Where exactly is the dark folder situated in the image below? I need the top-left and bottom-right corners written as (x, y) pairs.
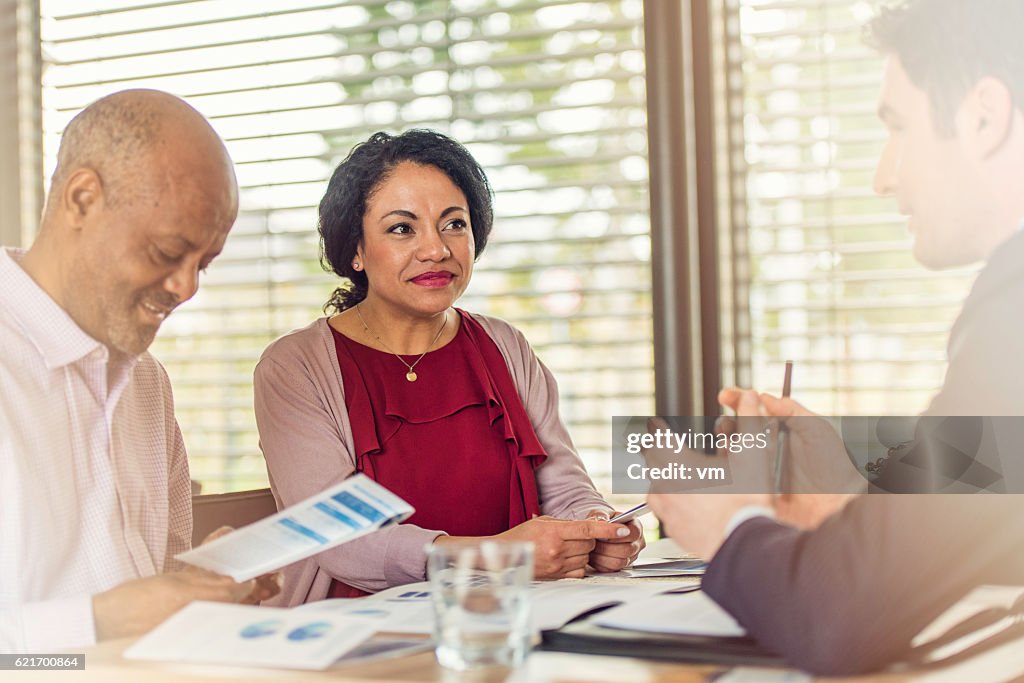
top-left (540, 589), bottom-right (1024, 673)
top-left (537, 605), bottom-right (783, 667)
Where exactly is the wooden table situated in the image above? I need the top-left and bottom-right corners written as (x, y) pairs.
top-left (12, 553), bottom-right (1021, 682)
top-left (13, 636), bottom-right (915, 683)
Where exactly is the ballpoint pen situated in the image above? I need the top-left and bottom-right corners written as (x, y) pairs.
top-left (773, 360), bottom-right (793, 495)
top-left (609, 502), bottom-right (649, 524)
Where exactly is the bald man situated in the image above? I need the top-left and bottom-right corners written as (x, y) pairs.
top-left (0, 90), bottom-right (274, 652)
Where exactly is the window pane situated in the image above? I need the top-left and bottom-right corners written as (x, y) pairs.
top-left (720, 0), bottom-right (975, 414)
top-left (39, 0), bottom-right (653, 494)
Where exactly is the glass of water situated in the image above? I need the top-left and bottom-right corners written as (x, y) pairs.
top-left (426, 540), bottom-right (534, 670)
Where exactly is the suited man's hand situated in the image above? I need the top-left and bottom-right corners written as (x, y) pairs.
top-left (643, 410), bottom-right (774, 496)
top-left (647, 492), bottom-right (770, 561)
top-left (720, 388), bottom-right (864, 528)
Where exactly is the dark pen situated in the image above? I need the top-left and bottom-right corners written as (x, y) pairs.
top-left (773, 361), bottom-right (793, 495)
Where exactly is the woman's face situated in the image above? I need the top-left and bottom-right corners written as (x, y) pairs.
top-left (357, 161), bottom-right (475, 319)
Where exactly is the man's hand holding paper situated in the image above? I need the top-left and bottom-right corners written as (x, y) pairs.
top-left (92, 525), bottom-right (284, 641)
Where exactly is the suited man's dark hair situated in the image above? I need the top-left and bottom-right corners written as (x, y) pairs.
top-left (867, 0), bottom-right (1024, 135)
top-left (318, 129), bottom-right (494, 313)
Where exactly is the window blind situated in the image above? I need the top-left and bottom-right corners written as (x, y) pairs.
top-left (39, 0), bottom-right (653, 493)
top-left (718, 0), bottom-right (976, 415)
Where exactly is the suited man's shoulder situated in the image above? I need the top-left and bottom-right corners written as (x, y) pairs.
top-left (930, 231), bottom-right (1024, 416)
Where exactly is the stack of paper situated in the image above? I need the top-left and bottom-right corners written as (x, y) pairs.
top-left (598, 558), bottom-right (707, 579)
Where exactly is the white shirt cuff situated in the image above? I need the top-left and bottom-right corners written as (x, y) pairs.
top-left (19, 595), bottom-right (96, 651)
top-left (724, 504), bottom-right (776, 539)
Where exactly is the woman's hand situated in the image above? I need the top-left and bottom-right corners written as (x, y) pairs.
top-left (585, 510), bottom-right (645, 572)
top-left (493, 516), bottom-right (631, 579)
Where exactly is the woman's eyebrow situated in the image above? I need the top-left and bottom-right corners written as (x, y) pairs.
top-left (379, 209), bottom-right (417, 221)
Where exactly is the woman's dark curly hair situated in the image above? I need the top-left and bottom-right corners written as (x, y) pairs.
top-left (319, 129), bottom-right (494, 313)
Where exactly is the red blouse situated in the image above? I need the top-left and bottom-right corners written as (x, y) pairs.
top-left (327, 309), bottom-right (547, 597)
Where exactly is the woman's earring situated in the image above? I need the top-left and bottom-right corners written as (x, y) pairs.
top-left (352, 260), bottom-right (362, 271)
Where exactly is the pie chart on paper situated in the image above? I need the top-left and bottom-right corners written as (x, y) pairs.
top-left (287, 622), bottom-right (333, 641)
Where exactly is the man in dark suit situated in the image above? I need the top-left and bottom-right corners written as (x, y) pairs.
top-left (648, 0), bottom-right (1024, 674)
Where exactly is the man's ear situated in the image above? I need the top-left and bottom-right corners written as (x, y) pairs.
top-left (960, 76), bottom-right (1014, 159)
top-left (59, 168), bottom-right (104, 229)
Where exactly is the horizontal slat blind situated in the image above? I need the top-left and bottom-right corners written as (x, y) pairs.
top-left (39, 0), bottom-right (653, 493)
top-left (727, 0), bottom-right (976, 414)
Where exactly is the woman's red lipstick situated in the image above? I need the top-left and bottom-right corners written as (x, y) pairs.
top-left (410, 271), bottom-right (454, 287)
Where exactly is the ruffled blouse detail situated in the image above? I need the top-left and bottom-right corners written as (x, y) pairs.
top-left (330, 309), bottom-right (547, 536)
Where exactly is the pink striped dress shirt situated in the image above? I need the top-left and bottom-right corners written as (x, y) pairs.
top-left (0, 247), bottom-right (192, 652)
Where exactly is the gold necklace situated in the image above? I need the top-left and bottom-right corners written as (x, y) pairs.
top-left (354, 304), bottom-right (447, 382)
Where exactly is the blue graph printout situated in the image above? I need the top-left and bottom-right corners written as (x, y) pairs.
top-left (176, 474), bottom-right (414, 581)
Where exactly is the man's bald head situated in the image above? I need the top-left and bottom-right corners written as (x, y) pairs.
top-left (47, 89), bottom-right (235, 216)
top-left (24, 89), bottom-right (239, 356)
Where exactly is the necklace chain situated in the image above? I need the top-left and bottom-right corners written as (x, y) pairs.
top-left (354, 304), bottom-right (447, 382)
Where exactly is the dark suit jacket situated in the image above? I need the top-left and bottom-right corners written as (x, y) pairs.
top-left (928, 228), bottom-right (1024, 417)
top-left (702, 230), bottom-right (1024, 675)
top-left (703, 497), bottom-right (1024, 675)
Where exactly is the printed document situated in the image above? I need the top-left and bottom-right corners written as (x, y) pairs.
top-left (124, 602), bottom-right (378, 670)
top-left (594, 590), bottom-right (746, 637)
top-left (302, 579), bottom-right (698, 634)
top-left (177, 474), bottom-right (413, 581)
top-left (597, 558), bottom-right (707, 578)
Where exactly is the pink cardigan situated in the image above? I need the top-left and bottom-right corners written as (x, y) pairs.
top-left (254, 313), bottom-right (612, 606)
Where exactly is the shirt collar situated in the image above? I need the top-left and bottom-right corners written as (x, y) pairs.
top-left (0, 246), bottom-right (111, 370)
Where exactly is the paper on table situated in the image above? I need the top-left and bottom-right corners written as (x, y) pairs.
top-left (912, 585), bottom-right (1024, 648)
top-left (124, 602), bottom-right (378, 670)
top-left (302, 580), bottom-right (700, 634)
top-left (596, 558), bottom-right (707, 579)
top-left (908, 585), bottom-right (1024, 683)
top-left (332, 637), bottom-right (433, 667)
top-left (298, 583), bottom-right (436, 634)
top-left (910, 584), bottom-right (1024, 668)
top-left (177, 474), bottom-right (413, 581)
top-left (530, 581), bottom-right (697, 630)
top-left (714, 668), bottom-right (811, 683)
top-left (594, 590), bottom-right (746, 637)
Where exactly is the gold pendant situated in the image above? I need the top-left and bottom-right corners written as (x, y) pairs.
top-left (406, 371), bottom-right (418, 382)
